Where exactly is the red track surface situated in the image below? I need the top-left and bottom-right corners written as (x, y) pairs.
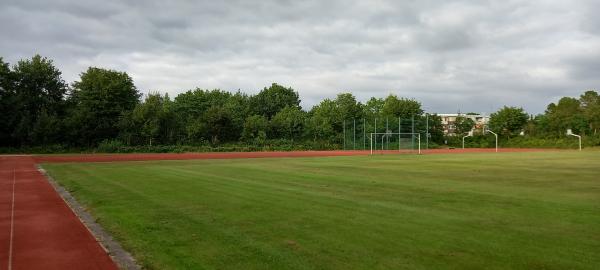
top-left (0, 156), bottom-right (118, 270)
top-left (1, 148), bottom-right (551, 269)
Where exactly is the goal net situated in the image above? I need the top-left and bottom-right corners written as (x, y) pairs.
top-left (369, 132), bottom-right (421, 155)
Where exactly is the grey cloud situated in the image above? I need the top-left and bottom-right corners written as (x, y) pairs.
top-left (566, 52), bottom-right (600, 81)
top-left (0, 0), bottom-right (598, 114)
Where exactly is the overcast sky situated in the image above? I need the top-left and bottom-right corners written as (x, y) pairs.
top-left (1, 0), bottom-right (599, 114)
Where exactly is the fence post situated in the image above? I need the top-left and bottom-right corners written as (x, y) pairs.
top-left (398, 117), bottom-right (401, 152)
top-left (370, 133), bottom-right (373, 155)
top-left (343, 119), bottom-right (346, 150)
top-left (374, 118), bottom-right (377, 151)
top-left (411, 115), bottom-right (415, 150)
top-left (363, 118), bottom-right (366, 150)
top-left (386, 117), bottom-right (389, 150)
top-left (426, 113), bottom-right (429, 149)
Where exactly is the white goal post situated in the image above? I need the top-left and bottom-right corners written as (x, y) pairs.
top-left (369, 132), bottom-right (421, 155)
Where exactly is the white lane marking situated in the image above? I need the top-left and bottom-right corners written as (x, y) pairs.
top-left (8, 169), bottom-right (16, 270)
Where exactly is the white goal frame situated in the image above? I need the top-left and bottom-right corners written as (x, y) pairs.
top-left (369, 132), bottom-right (421, 155)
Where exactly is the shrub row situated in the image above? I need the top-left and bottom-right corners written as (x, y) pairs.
top-left (3, 135), bottom-right (598, 154)
top-left (446, 135), bottom-right (600, 149)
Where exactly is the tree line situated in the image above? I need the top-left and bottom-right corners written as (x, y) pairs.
top-left (1, 55), bottom-right (598, 151)
top-left (481, 91), bottom-right (600, 138)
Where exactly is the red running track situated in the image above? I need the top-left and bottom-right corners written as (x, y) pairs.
top-left (0, 156), bottom-right (118, 270)
top-left (1, 148), bottom-right (551, 269)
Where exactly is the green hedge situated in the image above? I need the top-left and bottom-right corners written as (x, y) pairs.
top-left (447, 135), bottom-right (600, 149)
top-left (4, 135), bottom-right (598, 154)
top-left (0, 139), bottom-right (345, 154)
top-left (502, 136), bottom-right (600, 149)
top-left (0, 144), bottom-right (85, 154)
top-left (95, 139), bottom-right (342, 153)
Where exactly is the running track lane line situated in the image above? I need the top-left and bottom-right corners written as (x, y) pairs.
top-left (8, 169), bottom-right (15, 270)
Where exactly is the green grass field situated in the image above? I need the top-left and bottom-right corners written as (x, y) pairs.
top-left (42, 151), bottom-right (600, 270)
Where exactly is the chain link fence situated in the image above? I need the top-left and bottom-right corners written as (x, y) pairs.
top-left (341, 116), bottom-right (433, 150)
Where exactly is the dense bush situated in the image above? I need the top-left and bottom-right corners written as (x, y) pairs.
top-left (92, 139), bottom-right (341, 153)
top-left (446, 134), bottom-right (600, 149)
top-left (502, 135), bottom-right (600, 149)
top-left (0, 144), bottom-right (81, 154)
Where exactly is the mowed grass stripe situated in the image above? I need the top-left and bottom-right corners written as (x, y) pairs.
top-left (65, 166), bottom-right (320, 269)
top-left (43, 151), bottom-right (600, 270)
top-left (44, 154), bottom-right (596, 268)
top-left (55, 152), bottom-right (600, 268)
top-left (140, 159), bottom-right (557, 229)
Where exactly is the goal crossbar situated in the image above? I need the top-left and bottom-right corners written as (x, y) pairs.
top-left (369, 132), bottom-right (421, 155)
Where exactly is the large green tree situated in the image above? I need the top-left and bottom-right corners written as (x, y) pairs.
top-left (202, 106), bottom-right (236, 144)
top-left (69, 67), bottom-right (140, 146)
top-left (580, 90), bottom-right (600, 135)
top-left (488, 106), bottom-right (528, 136)
top-left (271, 106), bottom-right (306, 141)
top-left (545, 97), bottom-right (587, 136)
top-left (10, 55), bottom-right (67, 145)
top-left (305, 94), bottom-right (363, 141)
top-left (426, 114), bottom-right (444, 144)
top-left (362, 97), bottom-right (385, 132)
top-left (0, 57), bottom-right (14, 145)
top-left (250, 83), bottom-right (300, 118)
top-left (454, 116), bottom-right (476, 135)
top-left (382, 95), bottom-right (423, 119)
top-left (306, 99), bottom-right (338, 141)
top-left (121, 93), bottom-right (178, 145)
top-left (523, 115), bottom-right (540, 137)
top-left (334, 93), bottom-right (363, 120)
top-left (223, 91), bottom-right (251, 139)
top-left (173, 88), bottom-right (232, 118)
top-left (173, 88), bottom-right (237, 142)
top-left (363, 97), bottom-right (385, 119)
top-left (242, 115), bottom-right (269, 143)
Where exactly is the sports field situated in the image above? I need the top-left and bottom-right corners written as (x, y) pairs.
top-left (42, 151), bottom-right (600, 270)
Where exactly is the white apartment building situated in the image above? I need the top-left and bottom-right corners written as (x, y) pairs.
top-left (437, 113), bottom-right (489, 135)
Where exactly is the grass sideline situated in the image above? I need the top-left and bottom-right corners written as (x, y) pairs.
top-left (42, 151), bottom-right (600, 270)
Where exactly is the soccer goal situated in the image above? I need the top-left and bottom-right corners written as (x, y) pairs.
top-left (369, 132), bottom-right (421, 155)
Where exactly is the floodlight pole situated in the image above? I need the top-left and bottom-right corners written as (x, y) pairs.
top-left (353, 118), bottom-right (356, 150)
top-left (425, 113), bottom-right (429, 150)
top-left (398, 118), bottom-right (402, 151)
top-left (374, 118), bottom-right (377, 134)
top-left (411, 115), bottom-right (415, 150)
top-left (462, 134), bottom-right (472, 149)
top-left (398, 117), bottom-right (401, 152)
top-left (374, 118), bottom-right (377, 152)
top-left (363, 118), bottom-right (366, 150)
top-left (386, 117), bottom-right (389, 149)
top-left (343, 120), bottom-right (346, 150)
top-left (486, 129), bottom-right (498, 153)
top-left (567, 130), bottom-right (582, 151)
